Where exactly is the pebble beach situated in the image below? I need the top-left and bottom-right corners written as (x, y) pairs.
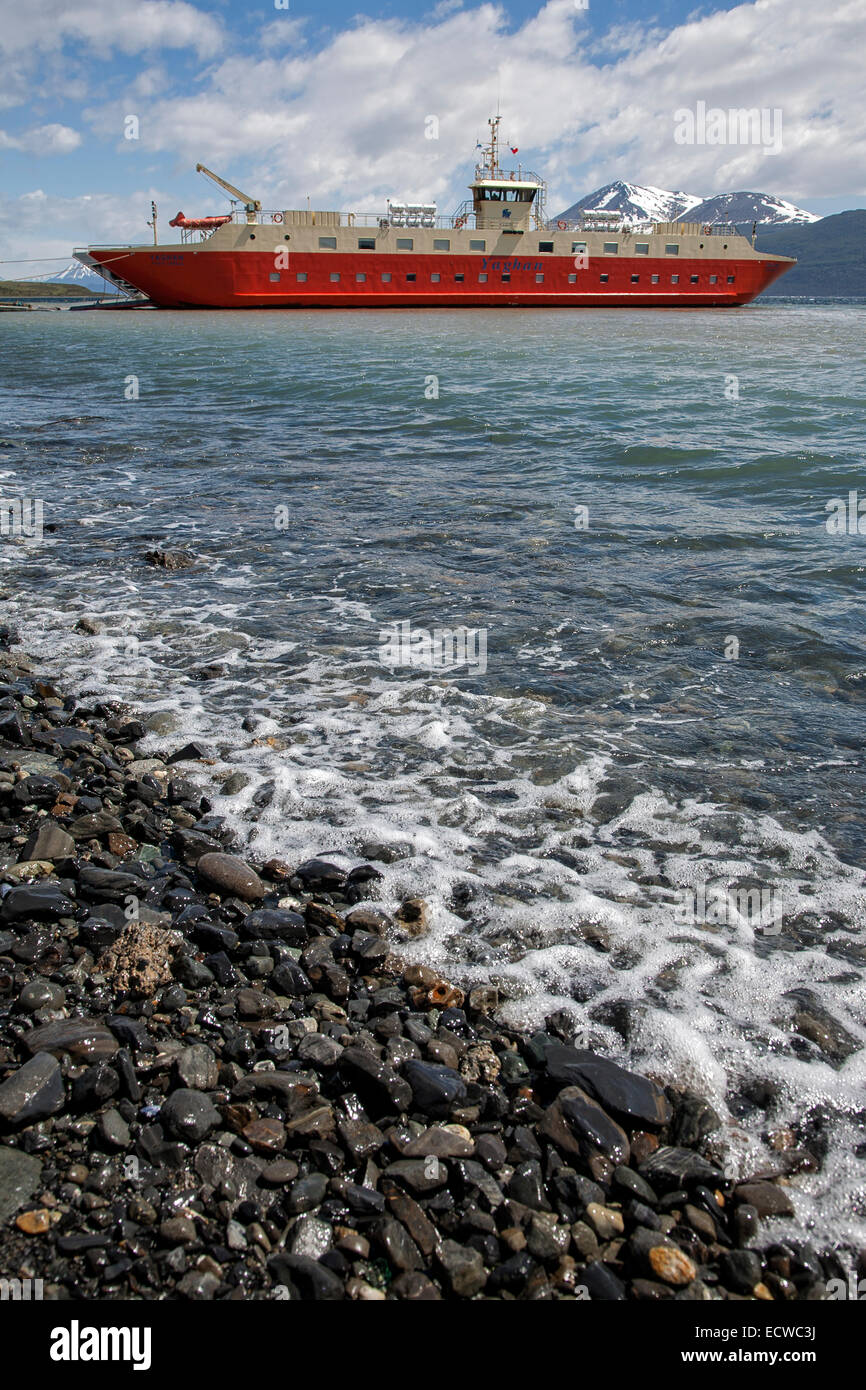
top-left (0, 629), bottom-right (854, 1302)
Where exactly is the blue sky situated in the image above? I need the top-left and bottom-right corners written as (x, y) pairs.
top-left (0, 0), bottom-right (863, 270)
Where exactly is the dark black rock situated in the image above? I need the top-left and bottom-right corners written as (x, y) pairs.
top-left (159, 1088), bottom-right (220, 1144)
top-left (268, 1253), bottom-right (344, 1300)
top-left (719, 1249), bottom-right (763, 1293)
top-left (1, 883), bottom-right (77, 923)
top-left (638, 1145), bottom-right (725, 1192)
top-left (543, 1045), bottom-right (672, 1128)
top-left (340, 1047), bottom-right (412, 1115)
top-left (508, 1160), bottom-right (552, 1212)
top-left (293, 859), bottom-right (348, 892)
top-left (583, 1259), bottom-right (627, 1300)
top-left (0, 1051), bottom-right (65, 1124)
top-left (402, 1060), bottom-right (467, 1118)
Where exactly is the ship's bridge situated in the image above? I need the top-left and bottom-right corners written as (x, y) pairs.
top-left (468, 116), bottom-right (546, 232)
top-left (470, 176), bottom-right (542, 232)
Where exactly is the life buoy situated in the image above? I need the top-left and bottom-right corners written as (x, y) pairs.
top-left (557, 220), bottom-right (567, 231)
top-left (272, 212), bottom-right (283, 224)
top-left (455, 215), bottom-right (466, 229)
top-left (702, 224), bottom-right (711, 234)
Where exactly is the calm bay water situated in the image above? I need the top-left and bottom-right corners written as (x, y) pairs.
top-left (1, 302), bottom-right (865, 1246)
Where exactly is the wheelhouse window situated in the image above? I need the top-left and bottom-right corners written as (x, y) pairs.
top-left (318, 236), bottom-right (337, 249)
top-left (470, 239), bottom-right (485, 251)
top-left (635, 243), bottom-right (649, 255)
top-left (396, 238), bottom-right (414, 250)
top-left (539, 241), bottom-right (554, 253)
top-left (665, 243), bottom-right (679, 255)
top-left (433, 239), bottom-right (450, 251)
top-left (358, 238), bottom-right (375, 249)
top-left (603, 242), bottom-right (619, 255)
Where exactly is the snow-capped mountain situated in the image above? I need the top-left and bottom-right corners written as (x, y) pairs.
top-left (684, 192), bottom-right (819, 227)
top-left (556, 181), bottom-right (704, 226)
top-left (29, 260), bottom-right (117, 292)
top-left (555, 180), bottom-right (819, 228)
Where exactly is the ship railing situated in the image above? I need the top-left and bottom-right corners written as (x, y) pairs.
top-left (473, 164), bottom-right (543, 185)
top-left (228, 208), bottom-right (477, 231)
top-left (544, 217), bottom-right (748, 236)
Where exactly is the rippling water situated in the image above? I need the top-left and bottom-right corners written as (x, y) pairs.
top-left (1, 302), bottom-right (865, 1248)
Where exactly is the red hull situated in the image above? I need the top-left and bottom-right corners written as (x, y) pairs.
top-left (87, 248), bottom-right (792, 309)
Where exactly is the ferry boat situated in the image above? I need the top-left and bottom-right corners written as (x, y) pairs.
top-left (74, 118), bottom-right (795, 309)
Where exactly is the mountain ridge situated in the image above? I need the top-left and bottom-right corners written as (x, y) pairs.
top-left (555, 180), bottom-right (819, 228)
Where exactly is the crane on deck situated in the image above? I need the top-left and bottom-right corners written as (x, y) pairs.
top-left (195, 164), bottom-right (262, 223)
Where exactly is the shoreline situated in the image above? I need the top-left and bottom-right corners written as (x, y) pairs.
top-left (0, 635), bottom-right (850, 1301)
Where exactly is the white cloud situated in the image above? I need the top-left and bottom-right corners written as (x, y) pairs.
top-left (71, 0), bottom-right (866, 212)
top-left (0, 123), bottom-right (82, 154)
top-left (0, 0), bottom-right (223, 58)
top-left (0, 188), bottom-right (171, 265)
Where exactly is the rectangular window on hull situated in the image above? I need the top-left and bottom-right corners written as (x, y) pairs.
top-left (709, 274), bottom-right (718, 284)
top-left (479, 273), bottom-right (488, 282)
top-left (603, 242), bottom-right (619, 255)
top-left (665, 244), bottom-right (679, 255)
top-left (431, 273), bottom-right (441, 283)
top-left (455, 273), bottom-right (465, 282)
top-left (690, 274), bottom-right (699, 283)
top-left (727, 275), bottom-right (735, 283)
top-left (470, 240), bottom-right (485, 251)
top-left (356, 273), bottom-right (366, 282)
top-left (635, 243), bottom-right (649, 255)
top-left (296, 272), bottom-right (307, 282)
top-left (651, 274), bottom-right (659, 284)
top-left (502, 273), bottom-right (510, 282)
top-left (568, 273), bottom-right (577, 283)
top-left (406, 273), bottom-right (417, 282)
top-left (433, 239), bottom-right (450, 251)
top-left (600, 273), bottom-right (609, 282)
top-left (358, 238), bottom-right (375, 249)
top-left (572, 242), bottom-right (587, 255)
top-left (330, 272), bottom-right (340, 282)
top-left (396, 238), bottom-right (414, 250)
top-left (381, 272), bottom-right (392, 282)
top-left (671, 274), bottom-right (679, 283)
top-left (269, 273), bottom-right (280, 282)
top-left (539, 241), bottom-right (554, 253)
top-left (536, 273), bottom-right (544, 283)
top-left (630, 274), bottom-right (639, 283)
top-left (318, 237), bottom-right (337, 249)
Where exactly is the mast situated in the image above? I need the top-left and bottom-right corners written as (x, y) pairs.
top-left (482, 115), bottom-right (501, 178)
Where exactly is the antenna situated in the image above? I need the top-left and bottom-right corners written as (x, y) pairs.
top-left (147, 201), bottom-right (158, 246)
